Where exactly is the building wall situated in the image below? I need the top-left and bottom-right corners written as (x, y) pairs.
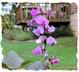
top-left (70, 3), bottom-right (77, 37)
top-left (70, 13), bottom-right (77, 37)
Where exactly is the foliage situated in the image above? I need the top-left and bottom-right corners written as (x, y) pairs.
top-left (2, 15), bottom-right (11, 30)
top-left (14, 30), bottom-right (33, 41)
top-left (3, 29), bottom-right (14, 40)
top-left (3, 28), bottom-right (35, 41)
top-left (54, 25), bottom-right (73, 37)
top-left (2, 3), bottom-right (17, 33)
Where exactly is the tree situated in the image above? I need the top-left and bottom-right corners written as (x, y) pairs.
top-left (2, 2), bottom-right (18, 32)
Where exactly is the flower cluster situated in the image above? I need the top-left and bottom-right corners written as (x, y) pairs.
top-left (32, 44), bottom-right (45, 56)
top-left (27, 7), bottom-right (59, 66)
top-left (49, 57), bottom-right (60, 65)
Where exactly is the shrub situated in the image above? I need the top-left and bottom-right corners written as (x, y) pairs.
top-left (54, 25), bottom-right (73, 37)
top-left (14, 30), bottom-right (33, 41)
top-left (3, 28), bottom-right (36, 41)
top-left (4, 29), bottom-right (14, 40)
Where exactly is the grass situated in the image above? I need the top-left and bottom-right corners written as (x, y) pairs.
top-left (1, 37), bottom-right (77, 70)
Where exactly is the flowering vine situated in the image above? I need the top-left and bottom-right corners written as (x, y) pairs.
top-left (27, 7), bottom-right (60, 69)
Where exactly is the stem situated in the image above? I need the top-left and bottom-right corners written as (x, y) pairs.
top-left (44, 42), bottom-right (49, 69)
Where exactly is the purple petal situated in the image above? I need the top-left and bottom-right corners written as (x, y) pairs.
top-left (34, 15), bottom-right (43, 24)
top-left (45, 25), bottom-right (55, 33)
top-left (31, 19), bottom-right (36, 25)
top-left (32, 45), bottom-right (45, 56)
top-left (51, 58), bottom-right (60, 65)
top-left (36, 39), bottom-right (42, 43)
top-left (48, 26), bottom-right (55, 32)
top-left (46, 36), bottom-right (56, 46)
top-left (34, 15), bottom-right (49, 27)
top-left (37, 26), bottom-right (44, 34)
top-left (33, 26), bottom-right (44, 36)
top-left (40, 8), bottom-right (47, 14)
top-left (33, 29), bottom-right (40, 36)
top-left (32, 48), bottom-right (42, 56)
top-left (39, 35), bottom-right (47, 42)
top-left (30, 8), bottom-right (41, 16)
top-left (36, 35), bottom-right (47, 43)
top-left (47, 10), bottom-right (52, 16)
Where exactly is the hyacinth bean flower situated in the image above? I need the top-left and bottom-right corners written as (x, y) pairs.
top-left (32, 44), bottom-right (45, 56)
top-left (36, 35), bottom-right (47, 43)
top-left (45, 25), bottom-right (55, 33)
top-left (48, 26), bottom-right (55, 33)
top-left (47, 10), bottom-right (52, 17)
top-left (50, 58), bottom-right (60, 65)
top-left (33, 26), bottom-right (44, 36)
top-left (30, 7), bottom-right (41, 16)
top-left (34, 15), bottom-right (49, 27)
top-left (30, 19), bottom-right (36, 25)
top-left (41, 8), bottom-right (47, 14)
top-left (46, 36), bottom-right (57, 46)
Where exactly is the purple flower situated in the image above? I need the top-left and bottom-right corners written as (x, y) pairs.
top-left (33, 29), bottom-right (40, 36)
top-left (41, 8), bottom-right (47, 14)
top-left (50, 58), bottom-right (60, 65)
top-left (33, 26), bottom-right (44, 36)
top-left (30, 8), bottom-right (41, 16)
top-left (47, 10), bottom-right (52, 17)
top-left (39, 35), bottom-right (47, 42)
top-left (37, 26), bottom-right (44, 34)
top-left (36, 35), bottom-right (47, 43)
top-left (34, 15), bottom-right (49, 27)
top-left (32, 44), bottom-right (45, 56)
top-left (31, 19), bottom-right (36, 25)
top-left (48, 26), bottom-right (55, 32)
top-left (46, 36), bottom-right (57, 46)
top-left (45, 25), bottom-right (55, 33)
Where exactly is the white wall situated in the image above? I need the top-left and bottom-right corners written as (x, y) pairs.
top-left (70, 13), bottom-right (78, 37)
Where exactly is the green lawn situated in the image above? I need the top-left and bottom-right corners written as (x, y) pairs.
top-left (1, 37), bottom-right (77, 70)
